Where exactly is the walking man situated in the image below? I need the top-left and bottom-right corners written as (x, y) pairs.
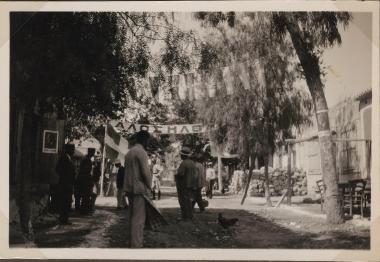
top-left (175, 146), bottom-right (197, 221)
top-left (55, 143), bottom-right (76, 225)
top-left (123, 130), bottom-right (152, 248)
top-left (115, 159), bottom-right (127, 210)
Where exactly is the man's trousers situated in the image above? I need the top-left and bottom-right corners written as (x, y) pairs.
top-left (117, 189), bottom-right (127, 208)
top-left (127, 194), bottom-right (146, 248)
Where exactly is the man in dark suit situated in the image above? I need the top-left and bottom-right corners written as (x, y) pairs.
top-left (175, 146), bottom-right (197, 221)
top-left (55, 143), bottom-right (76, 225)
top-left (77, 148), bottom-right (95, 214)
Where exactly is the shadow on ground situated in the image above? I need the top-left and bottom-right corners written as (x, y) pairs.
top-left (105, 206), bottom-right (369, 249)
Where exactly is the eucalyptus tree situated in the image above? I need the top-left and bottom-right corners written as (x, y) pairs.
top-left (195, 13), bottom-right (312, 206)
top-left (196, 11), bottom-right (351, 223)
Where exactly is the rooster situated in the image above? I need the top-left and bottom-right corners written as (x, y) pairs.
top-left (217, 213), bottom-right (238, 229)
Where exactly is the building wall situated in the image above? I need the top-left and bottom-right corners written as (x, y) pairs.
top-left (273, 97), bottom-right (372, 196)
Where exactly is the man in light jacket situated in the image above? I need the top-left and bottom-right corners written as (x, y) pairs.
top-left (123, 130), bottom-right (152, 248)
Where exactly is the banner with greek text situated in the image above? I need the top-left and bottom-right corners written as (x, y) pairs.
top-left (123, 123), bottom-right (208, 135)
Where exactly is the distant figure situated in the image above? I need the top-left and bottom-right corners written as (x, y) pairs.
top-left (90, 158), bottom-right (101, 212)
top-left (115, 159), bottom-right (127, 210)
top-left (55, 143), bottom-right (76, 225)
top-left (175, 146), bottom-right (197, 221)
top-left (77, 148), bottom-right (95, 214)
top-left (151, 158), bottom-right (163, 200)
top-left (206, 163), bottom-right (216, 199)
top-left (123, 130), bottom-right (152, 248)
top-left (192, 153), bottom-right (207, 212)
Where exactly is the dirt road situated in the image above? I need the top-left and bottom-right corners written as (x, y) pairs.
top-left (16, 189), bottom-right (369, 249)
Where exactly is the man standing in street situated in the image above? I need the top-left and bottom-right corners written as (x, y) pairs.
top-left (175, 146), bottom-right (197, 221)
top-left (192, 153), bottom-right (206, 212)
top-left (115, 159), bottom-right (127, 210)
top-left (77, 148), bottom-right (95, 215)
top-left (123, 130), bottom-right (152, 248)
top-left (151, 157), bottom-right (163, 200)
top-left (55, 143), bottom-right (76, 225)
top-left (206, 163), bottom-right (216, 199)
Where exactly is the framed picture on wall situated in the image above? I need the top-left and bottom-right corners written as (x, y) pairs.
top-left (42, 130), bottom-right (59, 154)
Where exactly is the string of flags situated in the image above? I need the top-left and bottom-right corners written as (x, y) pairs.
top-left (143, 58), bottom-right (266, 103)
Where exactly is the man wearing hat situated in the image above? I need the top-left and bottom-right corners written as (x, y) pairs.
top-left (55, 143), bottom-right (76, 225)
top-left (123, 130), bottom-right (152, 247)
top-left (115, 159), bottom-right (127, 210)
top-left (175, 146), bottom-right (197, 221)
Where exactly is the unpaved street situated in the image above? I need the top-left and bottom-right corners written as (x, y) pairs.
top-left (24, 188), bottom-right (369, 249)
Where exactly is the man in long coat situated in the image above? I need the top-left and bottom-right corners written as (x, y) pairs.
top-left (175, 146), bottom-right (197, 221)
top-left (123, 130), bottom-right (152, 248)
top-left (192, 153), bottom-right (207, 212)
top-left (55, 143), bottom-right (76, 225)
top-left (77, 148), bottom-right (95, 214)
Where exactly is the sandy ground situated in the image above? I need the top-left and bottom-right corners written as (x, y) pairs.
top-left (10, 187), bottom-right (370, 249)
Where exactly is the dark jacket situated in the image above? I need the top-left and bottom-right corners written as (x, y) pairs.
top-left (176, 159), bottom-right (198, 189)
top-left (56, 153), bottom-right (76, 191)
top-left (116, 166), bottom-right (125, 189)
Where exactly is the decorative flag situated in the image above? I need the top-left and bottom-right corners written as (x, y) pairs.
top-left (193, 72), bottom-right (204, 100)
top-left (204, 72), bottom-right (216, 98)
top-left (215, 68), bottom-right (225, 92)
top-left (185, 73), bottom-right (194, 101)
top-left (104, 124), bottom-right (129, 164)
top-left (171, 74), bottom-right (180, 100)
top-left (222, 66), bottom-right (234, 95)
top-left (178, 74), bottom-right (187, 100)
top-left (237, 62), bottom-right (251, 90)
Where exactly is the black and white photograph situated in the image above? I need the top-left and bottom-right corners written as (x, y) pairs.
top-left (3, 1), bottom-right (379, 260)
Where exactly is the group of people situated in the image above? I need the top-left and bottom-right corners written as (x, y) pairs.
top-left (55, 129), bottom-right (220, 247)
top-left (55, 146), bottom-right (100, 225)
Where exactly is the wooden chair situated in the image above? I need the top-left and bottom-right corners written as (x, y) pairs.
top-left (315, 179), bottom-right (326, 212)
top-left (349, 179), bottom-right (366, 217)
top-left (364, 182), bottom-right (371, 209)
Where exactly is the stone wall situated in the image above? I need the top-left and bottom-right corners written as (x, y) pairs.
top-left (249, 168), bottom-right (307, 197)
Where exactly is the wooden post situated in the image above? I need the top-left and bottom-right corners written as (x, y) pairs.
top-left (217, 154), bottom-right (223, 192)
top-left (100, 124), bottom-right (107, 196)
top-left (286, 143), bottom-right (292, 205)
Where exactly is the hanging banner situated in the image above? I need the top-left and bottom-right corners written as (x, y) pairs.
top-left (185, 73), bottom-right (194, 101)
top-left (237, 62), bottom-right (251, 90)
top-left (123, 123), bottom-right (208, 135)
top-left (178, 74), bottom-right (187, 100)
top-left (222, 66), bottom-right (234, 95)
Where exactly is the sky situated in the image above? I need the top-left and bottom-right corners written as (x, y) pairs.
top-left (323, 12), bottom-right (372, 107)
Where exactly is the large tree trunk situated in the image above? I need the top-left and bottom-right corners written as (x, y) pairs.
top-left (17, 105), bottom-right (36, 243)
top-left (284, 16), bottom-right (344, 224)
top-left (241, 153), bottom-right (256, 205)
top-left (264, 154), bottom-right (272, 207)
